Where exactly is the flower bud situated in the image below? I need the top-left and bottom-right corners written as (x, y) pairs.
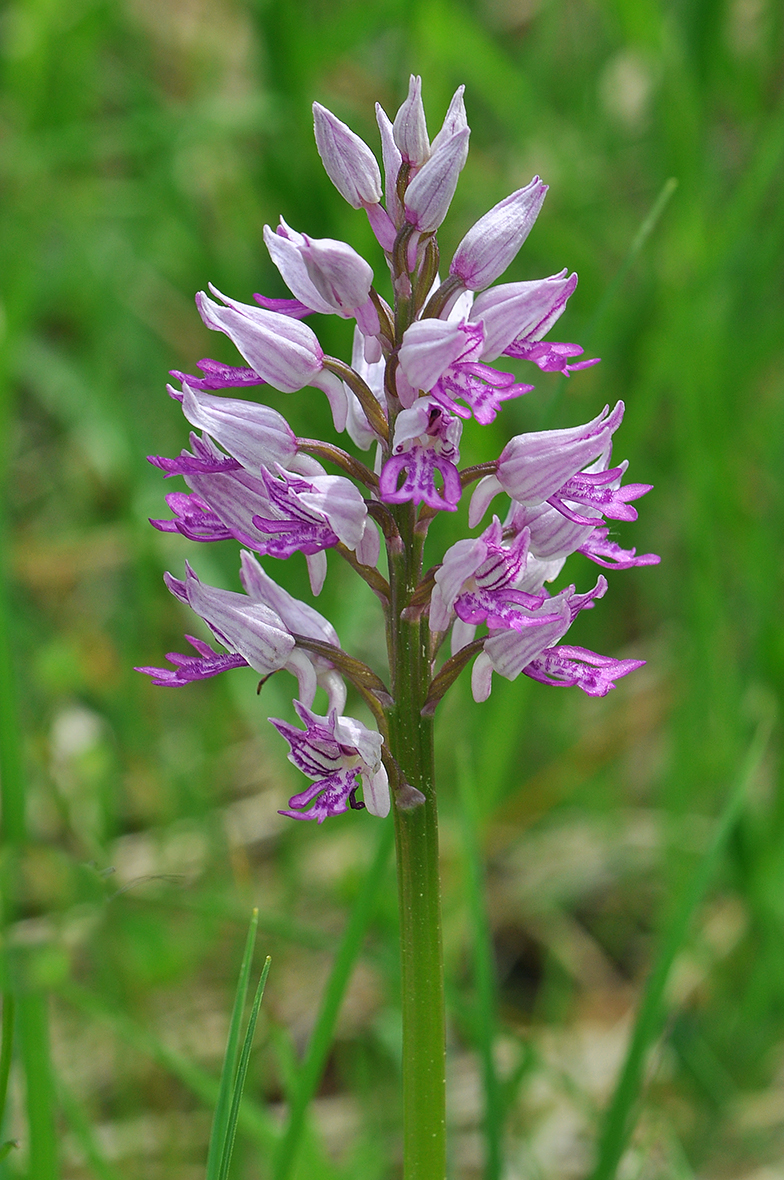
top-left (312, 102), bottom-right (382, 208)
top-left (449, 177), bottom-right (548, 291)
top-left (404, 127), bottom-right (470, 232)
top-left (375, 103), bottom-right (403, 224)
top-left (430, 85), bottom-right (467, 155)
top-left (393, 75), bottom-right (430, 167)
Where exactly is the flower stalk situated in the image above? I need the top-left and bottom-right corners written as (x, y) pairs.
top-left (388, 503), bottom-right (446, 1177)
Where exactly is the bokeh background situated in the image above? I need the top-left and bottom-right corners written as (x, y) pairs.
top-left (1, 0), bottom-right (783, 1176)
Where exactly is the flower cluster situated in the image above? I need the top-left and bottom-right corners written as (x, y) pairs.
top-left (137, 77), bottom-right (658, 822)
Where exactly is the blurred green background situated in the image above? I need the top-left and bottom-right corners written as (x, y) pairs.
top-left (1, 0), bottom-right (783, 1176)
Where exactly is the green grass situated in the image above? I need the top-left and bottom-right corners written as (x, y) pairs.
top-left (1, 0), bottom-right (783, 1176)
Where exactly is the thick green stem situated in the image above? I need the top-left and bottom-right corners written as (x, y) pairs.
top-left (388, 507), bottom-right (446, 1180)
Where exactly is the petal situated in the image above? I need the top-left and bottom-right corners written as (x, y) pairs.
top-left (239, 551), bottom-right (341, 647)
top-left (179, 382), bottom-right (297, 470)
top-left (430, 536), bottom-right (488, 631)
top-left (196, 289), bottom-right (324, 393)
top-left (263, 224), bottom-right (334, 314)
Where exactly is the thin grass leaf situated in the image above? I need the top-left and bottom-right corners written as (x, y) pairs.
top-left (0, 485), bottom-right (26, 855)
top-left (589, 719), bottom-right (772, 1180)
top-left (272, 819), bottom-right (394, 1180)
top-left (582, 177), bottom-right (679, 347)
top-left (456, 750), bottom-right (503, 1180)
top-left (206, 908), bottom-right (260, 1180)
top-left (217, 956), bottom-right (272, 1180)
top-left (0, 997), bottom-right (14, 1136)
top-left (17, 991), bottom-right (58, 1180)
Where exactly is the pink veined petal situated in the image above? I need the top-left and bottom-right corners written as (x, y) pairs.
top-left (523, 646), bottom-right (645, 696)
top-left (430, 536), bottom-right (488, 631)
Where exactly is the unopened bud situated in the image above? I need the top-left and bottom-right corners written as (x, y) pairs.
top-left (449, 177), bottom-right (548, 291)
top-left (392, 75), bottom-right (430, 167)
top-left (313, 102), bottom-right (382, 208)
top-left (404, 127), bottom-right (470, 232)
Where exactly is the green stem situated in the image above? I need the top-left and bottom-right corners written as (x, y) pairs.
top-left (388, 506), bottom-right (446, 1180)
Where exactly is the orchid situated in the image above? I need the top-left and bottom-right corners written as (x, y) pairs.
top-left (135, 76), bottom-right (658, 1178)
top-left (271, 701), bottom-right (390, 822)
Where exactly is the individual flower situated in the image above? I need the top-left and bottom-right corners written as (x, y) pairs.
top-left (430, 517), bottom-right (545, 633)
top-left (135, 563), bottom-right (320, 703)
top-left (467, 576), bottom-right (625, 701)
top-left (271, 701), bottom-right (390, 821)
top-left (249, 466), bottom-right (377, 579)
top-left (263, 220), bottom-right (383, 345)
top-left (196, 286), bottom-right (349, 431)
top-left (468, 271), bottom-right (587, 368)
top-left (379, 400), bottom-right (462, 511)
top-left (469, 402), bottom-right (637, 526)
top-left (312, 102), bottom-right (383, 207)
top-left (312, 101), bottom-right (397, 251)
top-left (397, 318), bottom-right (532, 424)
top-left (155, 382), bottom-right (299, 473)
top-left (150, 422), bottom-right (376, 594)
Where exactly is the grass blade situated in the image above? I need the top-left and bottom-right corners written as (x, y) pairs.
top-left (582, 177), bottom-right (679, 347)
top-left (272, 818), bottom-right (394, 1180)
top-left (589, 720), bottom-right (772, 1180)
top-left (457, 752), bottom-right (503, 1180)
top-left (206, 909), bottom-right (260, 1180)
top-left (17, 991), bottom-right (59, 1180)
top-left (217, 956), bottom-right (272, 1180)
top-left (0, 997), bottom-right (14, 1136)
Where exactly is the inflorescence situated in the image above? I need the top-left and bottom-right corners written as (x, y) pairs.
top-left (136, 77), bottom-right (659, 823)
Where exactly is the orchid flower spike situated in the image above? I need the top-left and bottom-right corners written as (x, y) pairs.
top-left (140, 76), bottom-right (657, 829)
